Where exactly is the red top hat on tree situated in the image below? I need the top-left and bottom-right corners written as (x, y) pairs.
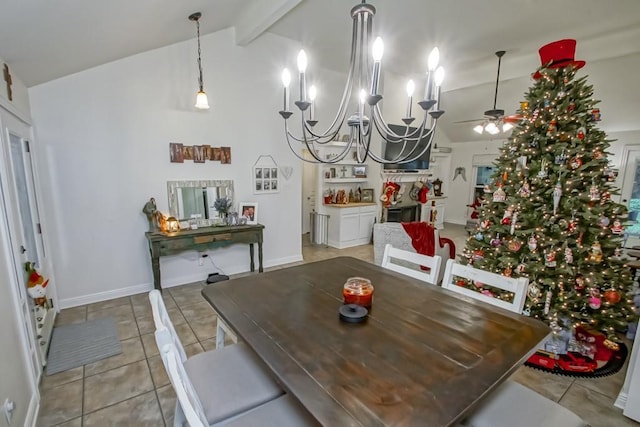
top-left (533, 39), bottom-right (585, 79)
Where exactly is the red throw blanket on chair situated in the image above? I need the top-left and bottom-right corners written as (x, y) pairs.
top-left (401, 222), bottom-right (456, 259)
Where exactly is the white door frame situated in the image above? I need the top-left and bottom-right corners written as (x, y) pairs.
top-left (0, 109), bottom-right (42, 389)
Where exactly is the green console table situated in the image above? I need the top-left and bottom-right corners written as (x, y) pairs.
top-left (145, 224), bottom-right (264, 290)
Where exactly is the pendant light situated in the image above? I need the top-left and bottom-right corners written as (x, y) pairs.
top-left (189, 12), bottom-right (209, 109)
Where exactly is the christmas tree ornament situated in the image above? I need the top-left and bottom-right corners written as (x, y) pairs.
top-left (545, 249), bottom-right (557, 268)
top-left (568, 214), bottom-right (578, 233)
top-left (544, 290), bottom-right (553, 315)
top-left (614, 246), bottom-right (622, 257)
top-left (593, 150), bottom-right (604, 160)
top-left (568, 101), bottom-right (576, 111)
top-left (480, 219), bottom-right (491, 229)
top-left (589, 180), bottom-right (600, 201)
top-left (508, 239), bottom-right (522, 252)
top-left (560, 132), bottom-right (569, 142)
top-left (516, 261), bottom-right (526, 274)
top-left (510, 212), bottom-right (518, 235)
top-left (528, 283), bottom-right (542, 299)
top-left (517, 155), bottom-right (528, 170)
top-left (503, 266), bottom-right (512, 277)
top-left (521, 101), bottom-right (529, 111)
top-left (576, 276), bottom-right (585, 291)
top-left (569, 157), bottom-right (582, 169)
top-left (577, 231), bottom-right (584, 246)
top-left (490, 234), bottom-right (502, 247)
top-left (604, 288), bottom-right (621, 304)
top-left (565, 247), bottom-right (574, 264)
top-left (472, 249), bottom-right (484, 261)
top-left (599, 216), bottom-right (610, 227)
top-left (577, 127), bottom-right (586, 139)
top-left (474, 232), bottom-right (484, 241)
top-left (589, 294), bottom-right (602, 310)
top-left (592, 108), bottom-right (601, 121)
top-left (492, 186), bottom-right (506, 202)
top-left (554, 150), bottom-right (567, 165)
top-left (528, 235), bottom-right (538, 251)
top-left (611, 219), bottom-right (623, 234)
top-left (544, 99), bottom-right (550, 108)
top-left (557, 89), bottom-right (566, 98)
top-left (501, 206), bottom-right (514, 224)
top-left (553, 180), bottom-right (563, 214)
top-left (588, 241), bottom-right (603, 263)
top-left (537, 158), bottom-right (548, 178)
top-left (519, 181), bottom-right (531, 197)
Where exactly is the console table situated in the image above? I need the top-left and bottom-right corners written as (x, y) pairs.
top-left (145, 224), bottom-right (264, 290)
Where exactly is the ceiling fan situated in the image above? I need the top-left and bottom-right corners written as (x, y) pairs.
top-left (457, 50), bottom-right (515, 135)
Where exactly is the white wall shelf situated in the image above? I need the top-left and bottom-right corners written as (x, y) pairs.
top-left (324, 178), bottom-right (368, 183)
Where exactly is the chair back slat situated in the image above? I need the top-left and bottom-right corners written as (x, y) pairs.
top-left (149, 290), bottom-right (187, 362)
top-left (156, 329), bottom-right (209, 427)
top-left (441, 259), bottom-right (528, 314)
top-left (381, 244), bottom-right (442, 285)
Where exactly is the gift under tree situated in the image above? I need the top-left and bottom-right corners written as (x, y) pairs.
top-left (462, 39), bottom-right (636, 341)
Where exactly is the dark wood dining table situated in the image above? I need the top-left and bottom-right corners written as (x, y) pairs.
top-left (201, 256), bottom-right (550, 426)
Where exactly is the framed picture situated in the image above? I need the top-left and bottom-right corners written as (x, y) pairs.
top-left (239, 202), bottom-right (258, 225)
top-left (353, 165), bottom-right (367, 178)
top-left (253, 165), bottom-right (279, 194)
top-left (361, 188), bottom-right (374, 203)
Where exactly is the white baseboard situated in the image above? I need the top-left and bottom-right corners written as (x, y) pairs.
top-left (58, 283), bottom-right (151, 309)
top-left (615, 391), bottom-right (627, 409)
top-left (58, 255), bottom-right (305, 308)
top-left (26, 392), bottom-right (39, 427)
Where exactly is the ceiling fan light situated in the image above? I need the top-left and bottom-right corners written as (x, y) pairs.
top-left (485, 122), bottom-right (499, 134)
top-left (473, 124), bottom-right (485, 134)
top-left (502, 122), bottom-right (514, 132)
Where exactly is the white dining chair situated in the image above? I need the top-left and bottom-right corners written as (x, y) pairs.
top-left (441, 259), bottom-right (528, 313)
top-left (156, 329), bottom-right (318, 427)
top-left (149, 290), bottom-right (284, 426)
top-left (441, 261), bottom-right (587, 427)
top-left (381, 243), bottom-right (442, 285)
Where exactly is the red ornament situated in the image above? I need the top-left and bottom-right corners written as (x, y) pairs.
top-left (575, 276), bottom-right (585, 290)
top-left (604, 289), bottom-right (621, 304)
top-left (456, 279), bottom-right (466, 287)
top-left (570, 157), bottom-right (582, 169)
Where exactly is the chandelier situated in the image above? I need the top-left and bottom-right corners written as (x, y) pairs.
top-left (278, 1), bottom-right (445, 164)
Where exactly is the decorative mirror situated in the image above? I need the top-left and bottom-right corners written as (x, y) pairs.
top-left (167, 180), bottom-right (234, 220)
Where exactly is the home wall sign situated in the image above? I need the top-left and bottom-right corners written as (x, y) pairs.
top-left (169, 142), bottom-right (231, 164)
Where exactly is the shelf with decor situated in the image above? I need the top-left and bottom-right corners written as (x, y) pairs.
top-left (324, 177), bottom-right (369, 184)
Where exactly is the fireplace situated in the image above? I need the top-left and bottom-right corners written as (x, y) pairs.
top-left (386, 204), bottom-right (421, 223)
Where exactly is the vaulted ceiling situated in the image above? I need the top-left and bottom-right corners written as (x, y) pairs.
top-left (1, 0), bottom-right (639, 142)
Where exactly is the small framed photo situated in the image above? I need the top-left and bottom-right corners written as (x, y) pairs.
top-left (353, 165), bottom-right (367, 178)
top-left (361, 188), bottom-right (374, 203)
top-left (253, 165), bottom-right (279, 194)
top-left (239, 202), bottom-right (258, 225)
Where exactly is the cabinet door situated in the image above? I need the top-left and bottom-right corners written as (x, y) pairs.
top-left (340, 213), bottom-right (360, 242)
top-left (359, 212), bottom-right (376, 240)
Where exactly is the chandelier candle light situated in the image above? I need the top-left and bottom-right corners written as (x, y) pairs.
top-left (189, 12), bottom-right (209, 109)
top-left (278, 0), bottom-right (445, 164)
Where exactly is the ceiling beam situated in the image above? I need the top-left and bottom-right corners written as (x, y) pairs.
top-left (234, 0), bottom-right (304, 46)
top-left (443, 25), bottom-right (640, 93)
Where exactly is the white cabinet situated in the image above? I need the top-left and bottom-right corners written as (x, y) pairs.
top-left (326, 204), bottom-right (377, 249)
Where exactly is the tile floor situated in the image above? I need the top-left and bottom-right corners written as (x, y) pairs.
top-left (36, 223), bottom-right (639, 426)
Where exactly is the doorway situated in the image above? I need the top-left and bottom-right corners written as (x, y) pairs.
top-left (0, 108), bottom-right (52, 376)
top-left (619, 145), bottom-right (640, 248)
top-left (301, 150), bottom-right (317, 236)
